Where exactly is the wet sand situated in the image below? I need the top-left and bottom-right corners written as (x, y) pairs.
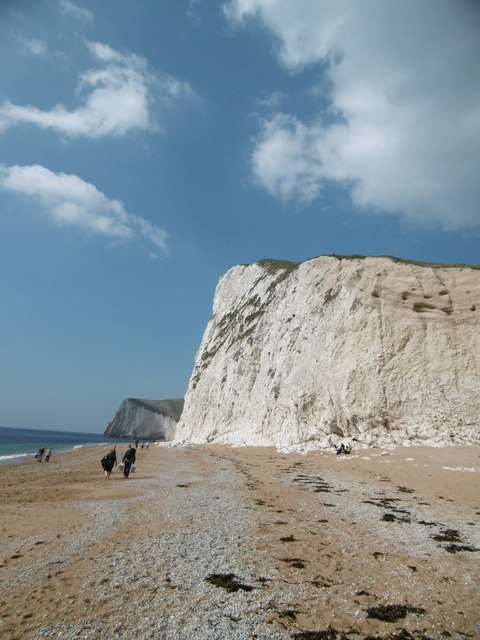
top-left (0, 443), bottom-right (479, 639)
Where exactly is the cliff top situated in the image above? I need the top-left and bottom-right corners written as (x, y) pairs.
top-left (254, 255), bottom-right (480, 271)
top-left (126, 398), bottom-right (184, 422)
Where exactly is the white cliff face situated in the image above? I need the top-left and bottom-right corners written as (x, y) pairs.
top-left (105, 398), bottom-right (184, 440)
top-left (174, 256), bottom-right (480, 450)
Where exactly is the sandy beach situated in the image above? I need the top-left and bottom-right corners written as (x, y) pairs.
top-left (0, 443), bottom-right (479, 639)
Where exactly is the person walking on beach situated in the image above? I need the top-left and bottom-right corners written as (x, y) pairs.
top-left (122, 445), bottom-right (136, 479)
top-left (45, 448), bottom-right (52, 462)
top-left (101, 446), bottom-right (117, 480)
top-left (35, 447), bottom-right (45, 462)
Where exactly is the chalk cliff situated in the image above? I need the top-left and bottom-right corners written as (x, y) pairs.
top-left (105, 398), bottom-right (183, 440)
top-left (174, 256), bottom-right (480, 450)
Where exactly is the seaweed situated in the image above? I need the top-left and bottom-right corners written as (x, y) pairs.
top-left (444, 543), bottom-right (479, 554)
top-left (382, 512), bottom-right (411, 523)
top-left (292, 474), bottom-right (337, 493)
top-left (291, 627), bottom-right (346, 640)
top-left (366, 604), bottom-right (426, 622)
top-left (204, 573), bottom-right (254, 593)
top-left (432, 529), bottom-right (461, 542)
top-left (281, 557), bottom-right (307, 569)
top-left (278, 609), bottom-right (298, 620)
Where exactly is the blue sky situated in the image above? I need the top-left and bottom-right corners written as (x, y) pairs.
top-left (0, 0), bottom-right (479, 432)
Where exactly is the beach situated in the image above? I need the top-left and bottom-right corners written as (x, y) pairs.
top-left (0, 444), bottom-right (479, 639)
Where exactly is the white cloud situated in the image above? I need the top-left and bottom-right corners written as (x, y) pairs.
top-left (0, 164), bottom-right (168, 252)
top-left (252, 113), bottom-right (325, 202)
top-left (16, 36), bottom-right (47, 56)
top-left (225, 0), bottom-right (480, 229)
top-left (256, 91), bottom-right (285, 110)
top-left (188, 0), bottom-right (205, 25)
top-left (0, 41), bottom-right (195, 138)
top-left (58, 0), bottom-right (93, 23)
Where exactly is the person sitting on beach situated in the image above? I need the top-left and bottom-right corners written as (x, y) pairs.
top-left (335, 442), bottom-right (352, 455)
top-left (101, 447), bottom-right (117, 480)
top-left (122, 445), bottom-right (136, 479)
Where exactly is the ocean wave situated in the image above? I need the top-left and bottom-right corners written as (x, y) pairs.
top-left (0, 452), bottom-right (30, 462)
top-left (74, 442), bottom-right (107, 449)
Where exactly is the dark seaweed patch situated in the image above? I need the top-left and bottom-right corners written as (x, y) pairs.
top-left (397, 486), bottom-right (415, 493)
top-left (363, 497), bottom-right (412, 521)
top-left (444, 543), bottom-right (479, 554)
top-left (309, 576), bottom-right (337, 588)
top-left (204, 573), bottom-right (254, 592)
top-left (431, 528), bottom-right (478, 551)
top-left (289, 628), bottom-right (414, 640)
top-left (366, 604), bottom-right (426, 622)
top-left (291, 627), bottom-right (344, 640)
top-left (383, 513), bottom-right (397, 522)
top-left (281, 557), bottom-right (307, 569)
top-left (280, 535), bottom-right (297, 542)
top-left (382, 512), bottom-right (411, 523)
top-left (365, 632), bottom-right (435, 639)
top-left (293, 475), bottom-right (333, 493)
top-left (432, 529), bottom-right (461, 543)
top-left (278, 609), bottom-right (298, 620)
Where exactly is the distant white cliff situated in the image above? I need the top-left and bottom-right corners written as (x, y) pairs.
top-left (105, 398), bottom-right (184, 440)
top-left (174, 256), bottom-right (480, 450)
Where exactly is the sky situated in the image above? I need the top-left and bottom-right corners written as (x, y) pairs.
top-left (0, 0), bottom-right (479, 433)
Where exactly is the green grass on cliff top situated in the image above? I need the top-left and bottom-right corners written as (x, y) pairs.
top-left (254, 255), bottom-right (479, 270)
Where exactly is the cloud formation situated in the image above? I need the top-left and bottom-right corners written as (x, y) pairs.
top-left (57, 0), bottom-right (94, 23)
top-left (15, 35), bottom-right (48, 56)
top-left (0, 41), bottom-right (194, 138)
top-left (0, 164), bottom-right (168, 252)
top-left (225, 0), bottom-right (480, 229)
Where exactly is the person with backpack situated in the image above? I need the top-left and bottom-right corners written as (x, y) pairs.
top-left (122, 445), bottom-right (136, 479)
top-left (101, 446), bottom-right (117, 479)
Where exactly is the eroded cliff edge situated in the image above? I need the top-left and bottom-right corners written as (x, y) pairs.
top-left (105, 398), bottom-right (184, 440)
top-left (174, 256), bottom-right (480, 450)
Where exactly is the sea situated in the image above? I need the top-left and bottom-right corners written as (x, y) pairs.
top-left (0, 426), bottom-right (110, 465)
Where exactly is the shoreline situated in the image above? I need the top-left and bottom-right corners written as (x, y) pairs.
top-left (2, 436), bottom-right (477, 466)
top-left (0, 443), bottom-right (479, 639)
top-left (0, 441), bottom-right (108, 466)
